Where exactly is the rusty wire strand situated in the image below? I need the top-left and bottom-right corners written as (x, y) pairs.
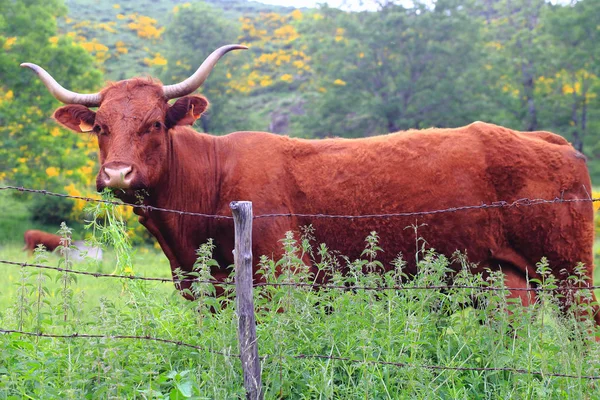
top-left (2, 185), bottom-right (599, 220)
top-left (1, 329), bottom-right (598, 380)
top-left (0, 258), bottom-right (231, 285)
top-left (0, 186), bottom-right (233, 219)
top-left (0, 329), bottom-right (236, 357)
top-left (291, 353), bottom-right (600, 380)
top-left (2, 259), bottom-right (599, 292)
top-left (254, 196), bottom-right (600, 219)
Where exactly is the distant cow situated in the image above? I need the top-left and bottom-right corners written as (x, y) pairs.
top-left (23, 229), bottom-right (64, 254)
top-left (23, 230), bottom-right (103, 262)
top-left (22, 45), bottom-right (599, 326)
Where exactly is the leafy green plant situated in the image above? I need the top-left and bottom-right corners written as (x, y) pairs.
top-left (1, 212), bottom-right (600, 397)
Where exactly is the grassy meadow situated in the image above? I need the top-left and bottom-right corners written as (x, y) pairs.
top-left (1, 191), bottom-right (600, 398)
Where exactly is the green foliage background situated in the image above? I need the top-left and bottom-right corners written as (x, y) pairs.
top-left (1, 0), bottom-right (599, 225)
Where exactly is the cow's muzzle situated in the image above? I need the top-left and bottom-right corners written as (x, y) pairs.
top-left (100, 163), bottom-right (135, 190)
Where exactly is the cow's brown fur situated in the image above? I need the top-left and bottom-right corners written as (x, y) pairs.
top-left (51, 79), bottom-right (599, 326)
top-left (23, 230), bottom-right (63, 254)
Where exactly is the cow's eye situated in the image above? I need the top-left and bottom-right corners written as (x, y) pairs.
top-left (153, 121), bottom-right (162, 130)
top-left (93, 125), bottom-right (102, 134)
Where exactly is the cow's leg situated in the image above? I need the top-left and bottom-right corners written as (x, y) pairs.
top-left (138, 215), bottom-right (197, 298)
top-left (491, 247), bottom-right (537, 306)
top-left (494, 248), bottom-right (600, 337)
top-left (503, 267), bottom-right (536, 307)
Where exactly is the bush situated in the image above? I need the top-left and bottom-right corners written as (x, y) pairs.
top-left (29, 194), bottom-right (75, 227)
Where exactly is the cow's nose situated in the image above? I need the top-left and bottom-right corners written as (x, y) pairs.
top-left (102, 164), bottom-right (134, 189)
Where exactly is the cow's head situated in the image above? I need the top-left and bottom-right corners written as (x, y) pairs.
top-left (22, 45), bottom-right (246, 201)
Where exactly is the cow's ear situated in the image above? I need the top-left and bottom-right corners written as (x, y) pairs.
top-left (53, 105), bottom-right (97, 133)
top-left (166, 95), bottom-right (209, 128)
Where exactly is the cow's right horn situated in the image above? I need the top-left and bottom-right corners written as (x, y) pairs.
top-left (162, 44), bottom-right (248, 100)
top-left (20, 63), bottom-right (102, 107)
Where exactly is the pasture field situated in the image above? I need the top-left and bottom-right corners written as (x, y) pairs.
top-left (1, 231), bottom-right (600, 398)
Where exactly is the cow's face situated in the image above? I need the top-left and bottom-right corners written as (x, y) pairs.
top-left (53, 81), bottom-right (208, 200)
top-left (21, 44), bottom-right (245, 201)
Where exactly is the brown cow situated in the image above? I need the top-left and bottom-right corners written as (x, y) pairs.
top-left (23, 229), bottom-right (64, 254)
top-left (22, 45), bottom-right (599, 326)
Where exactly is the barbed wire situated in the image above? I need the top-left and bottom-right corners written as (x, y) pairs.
top-left (291, 353), bottom-right (600, 380)
top-left (0, 258), bottom-right (233, 285)
top-left (0, 329), bottom-right (237, 358)
top-left (2, 185), bottom-right (599, 220)
top-left (254, 196), bottom-right (600, 219)
top-left (0, 186), bottom-right (233, 219)
top-left (253, 280), bottom-right (600, 292)
top-left (3, 259), bottom-right (599, 293)
top-left (2, 328), bottom-right (598, 381)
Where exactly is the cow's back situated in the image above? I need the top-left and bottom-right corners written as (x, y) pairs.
top-left (222, 122), bottom-right (592, 281)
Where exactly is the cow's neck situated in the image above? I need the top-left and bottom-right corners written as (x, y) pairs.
top-left (156, 129), bottom-right (220, 214)
top-left (142, 129), bottom-right (223, 269)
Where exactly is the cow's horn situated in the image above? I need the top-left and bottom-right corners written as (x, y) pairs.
top-left (20, 63), bottom-right (102, 107)
top-left (162, 44), bottom-right (248, 100)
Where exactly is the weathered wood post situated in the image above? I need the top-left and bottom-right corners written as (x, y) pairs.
top-left (230, 201), bottom-right (262, 400)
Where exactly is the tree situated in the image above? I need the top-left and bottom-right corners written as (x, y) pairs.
top-left (540, 0), bottom-right (600, 154)
top-left (478, 0), bottom-right (550, 131)
top-left (0, 0), bottom-right (103, 220)
top-left (295, 0), bottom-right (486, 138)
top-left (159, 2), bottom-right (246, 134)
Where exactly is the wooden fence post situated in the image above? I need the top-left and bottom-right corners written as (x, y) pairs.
top-left (230, 201), bottom-right (262, 400)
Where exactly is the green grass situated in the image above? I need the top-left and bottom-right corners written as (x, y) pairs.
top-left (1, 235), bottom-right (600, 398)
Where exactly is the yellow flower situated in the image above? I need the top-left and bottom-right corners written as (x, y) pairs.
top-left (333, 79), bottom-right (346, 86)
top-left (260, 76), bottom-right (273, 87)
top-left (46, 167), bottom-right (60, 177)
top-left (3, 37), bottom-right (17, 50)
top-left (290, 10), bottom-right (303, 20)
top-left (144, 53), bottom-right (168, 66)
top-left (280, 74), bottom-right (293, 83)
top-left (593, 192), bottom-right (600, 212)
top-left (64, 183), bottom-right (88, 213)
top-left (113, 4), bottom-right (120, 8)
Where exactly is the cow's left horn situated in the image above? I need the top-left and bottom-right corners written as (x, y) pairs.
top-left (162, 44), bottom-right (248, 100)
top-left (20, 63), bottom-right (102, 107)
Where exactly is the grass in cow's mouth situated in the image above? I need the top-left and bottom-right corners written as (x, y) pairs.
top-left (0, 197), bottom-right (599, 397)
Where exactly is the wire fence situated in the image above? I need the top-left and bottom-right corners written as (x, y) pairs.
top-left (2, 328), bottom-right (597, 381)
top-left (0, 329), bottom-right (236, 357)
top-left (2, 184), bottom-right (600, 392)
top-left (2, 184), bottom-right (599, 220)
top-left (1, 258), bottom-right (599, 292)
